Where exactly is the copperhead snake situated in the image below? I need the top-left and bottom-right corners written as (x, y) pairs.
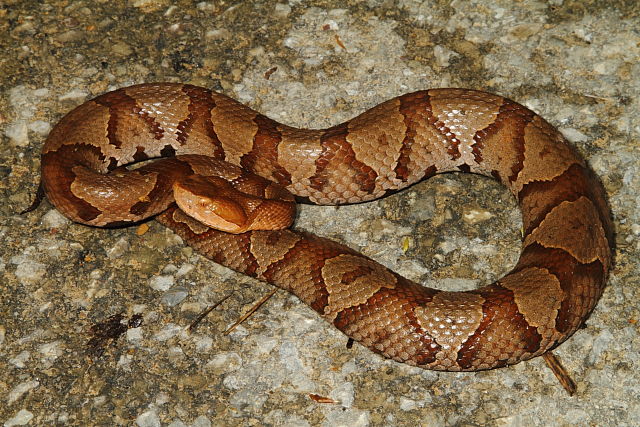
top-left (34, 83), bottom-right (613, 371)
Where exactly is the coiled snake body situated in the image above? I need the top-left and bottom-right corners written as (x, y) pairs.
top-left (38, 83), bottom-right (613, 371)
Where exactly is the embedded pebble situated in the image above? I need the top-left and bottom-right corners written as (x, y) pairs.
top-left (38, 340), bottom-right (63, 363)
top-left (206, 352), bottom-right (243, 373)
top-left (13, 259), bottom-right (47, 285)
top-left (433, 45), bottom-right (459, 67)
top-left (588, 329), bottom-right (614, 365)
top-left (41, 209), bottom-right (69, 229)
top-left (153, 323), bottom-right (183, 341)
top-left (106, 237), bottom-right (130, 259)
top-left (329, 382), bottom-right (355, 407)
top-left (560, 127), bottom-right (589, 143)
top-left (176, 263), bottom-right (195, 277)
top-left (400, 397), bottom-right (418, 411)
top-left (5, 120), bottom-right (29, 146)
top-left (9, 350), bottom-right (30, 368)
top-left (59, 88), bottom-right (88, 102)
top-left (127, 327), bottom-right (144, 342)
top-left (274, 3), bottom-right (291, 17)
top-left (3, 409), bottom-right (34, 427)
top-left (463, 208), bottom-right (494, 224)
top-left (149, 275), bottom-right (174, 291)
top-left (323, 408), bottom-right (370, 427)
top-left (161, 286), bottom-right (189, 306)
top-left (136, 409), bottom-right (161, 427)
top-left (8, 380), bottom-right (40, 404)
top-left (191, 415), bottom-right (212, 427)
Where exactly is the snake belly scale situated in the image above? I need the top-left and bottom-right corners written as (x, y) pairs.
top-left (38, 83), bottom-right (613, 371)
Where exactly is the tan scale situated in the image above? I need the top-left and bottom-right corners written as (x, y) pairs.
top-left (428, 89), bottom-right (504, 167)
top-left (249, 230), bottom-right (303, 277)
top-left (320, 254), bottom-right (398, 320)
top-left (398, 106), bottom-right (460, 178)
top-left (209, 93), bottom-right (259, 165)
top-left (345, 98), bottom-right (407, 191)
top-left (499, 267), bottom-right (563, 339)
top-left (414, 292), bottom-right (485, 365)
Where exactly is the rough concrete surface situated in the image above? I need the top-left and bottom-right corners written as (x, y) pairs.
top-left (1, 0), bottom-right (638, 426)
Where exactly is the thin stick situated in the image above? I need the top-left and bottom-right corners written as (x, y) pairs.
top-left (543, 351), bottom-right (577, 396)
top-left (224, 288), bottom-right (278, 335)
top-left (20, 182), bottom-right (45, 214)
top-left (188, 292), bottom-right (234, 331)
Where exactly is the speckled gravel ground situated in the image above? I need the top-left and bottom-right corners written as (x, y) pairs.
top-left (1, 1), bottom-right (639, 426)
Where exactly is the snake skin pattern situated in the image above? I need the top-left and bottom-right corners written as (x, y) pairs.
top-left (38, 83), bottom-right (613, 371)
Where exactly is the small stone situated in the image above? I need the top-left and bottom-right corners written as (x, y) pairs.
top-left (5, 120), bottom-right (28, 146)
top-left (330, 382), bottom-right (354, 407)
top-left (323, 408), bottom-right (370, 427)
top-left (161, 287), bottom-right (189, 306)
top-left (106, 237), bottom-right (130, 259)
top-left (9, 350), bottom-right (30, 368)
top-left (463, 208), bottom-right (494, 224)
top-left (149, 275), bottom-right (174, 291)
top-left (206, 352), bottom-right (242, 373)
top-left (162, 264), bottom-right (178, 274)
top-left (205, 28), bottom-right (230, 40)
top-left (112, 41), bottom-right (133, 56)
top-left (274, 4), bottom-right (291, 17)
top-left (38, 340), bottom-right (63, 362)
top-left (155, 392), bottom-right (170, 405)
top-left (560, 127), bottom-right (589, 143)
top-left (4, 409), bottom-right (34, 426)
top-left (193, 335), bottom-right (213, 352)
top-left (14, 260), bottom-right (47, 285)
top-left (126, 327), bottom-right (143, 342)
top-left (192, 415), bottom-right (212, 427)
top-left (59, 89), bottom-right (88, 102)
top-left (42, 209), bottom-right (70, 229)
top-left (136, 409), bottom-right (160, 427)
top-left (400, 397), bottom-right (418, 410)
top-left (54, 30), bottom-right (84, 43)
top-left (8, 380), bottom-right (40, 404)
top-left (176, 263), bottom-right (194, 276)
top-left (153, 323), bottom-right (182, 341)
top-left (131, 0), bottom-right (169, 11)
top-left (433, 45), bottom-right (459, 67)
top-left (27, 120), bottom-right (51, 135)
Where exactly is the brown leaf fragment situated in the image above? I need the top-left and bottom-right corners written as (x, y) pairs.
top-left (309, 393), bottom-right (338, 404)
top-left (86, 313), bottom-right (144, 360)
top-left (264, 67), bottom-right (278, 80)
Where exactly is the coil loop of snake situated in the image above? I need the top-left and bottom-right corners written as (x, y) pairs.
top-left (34, 83), bottom-right (613, 371)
